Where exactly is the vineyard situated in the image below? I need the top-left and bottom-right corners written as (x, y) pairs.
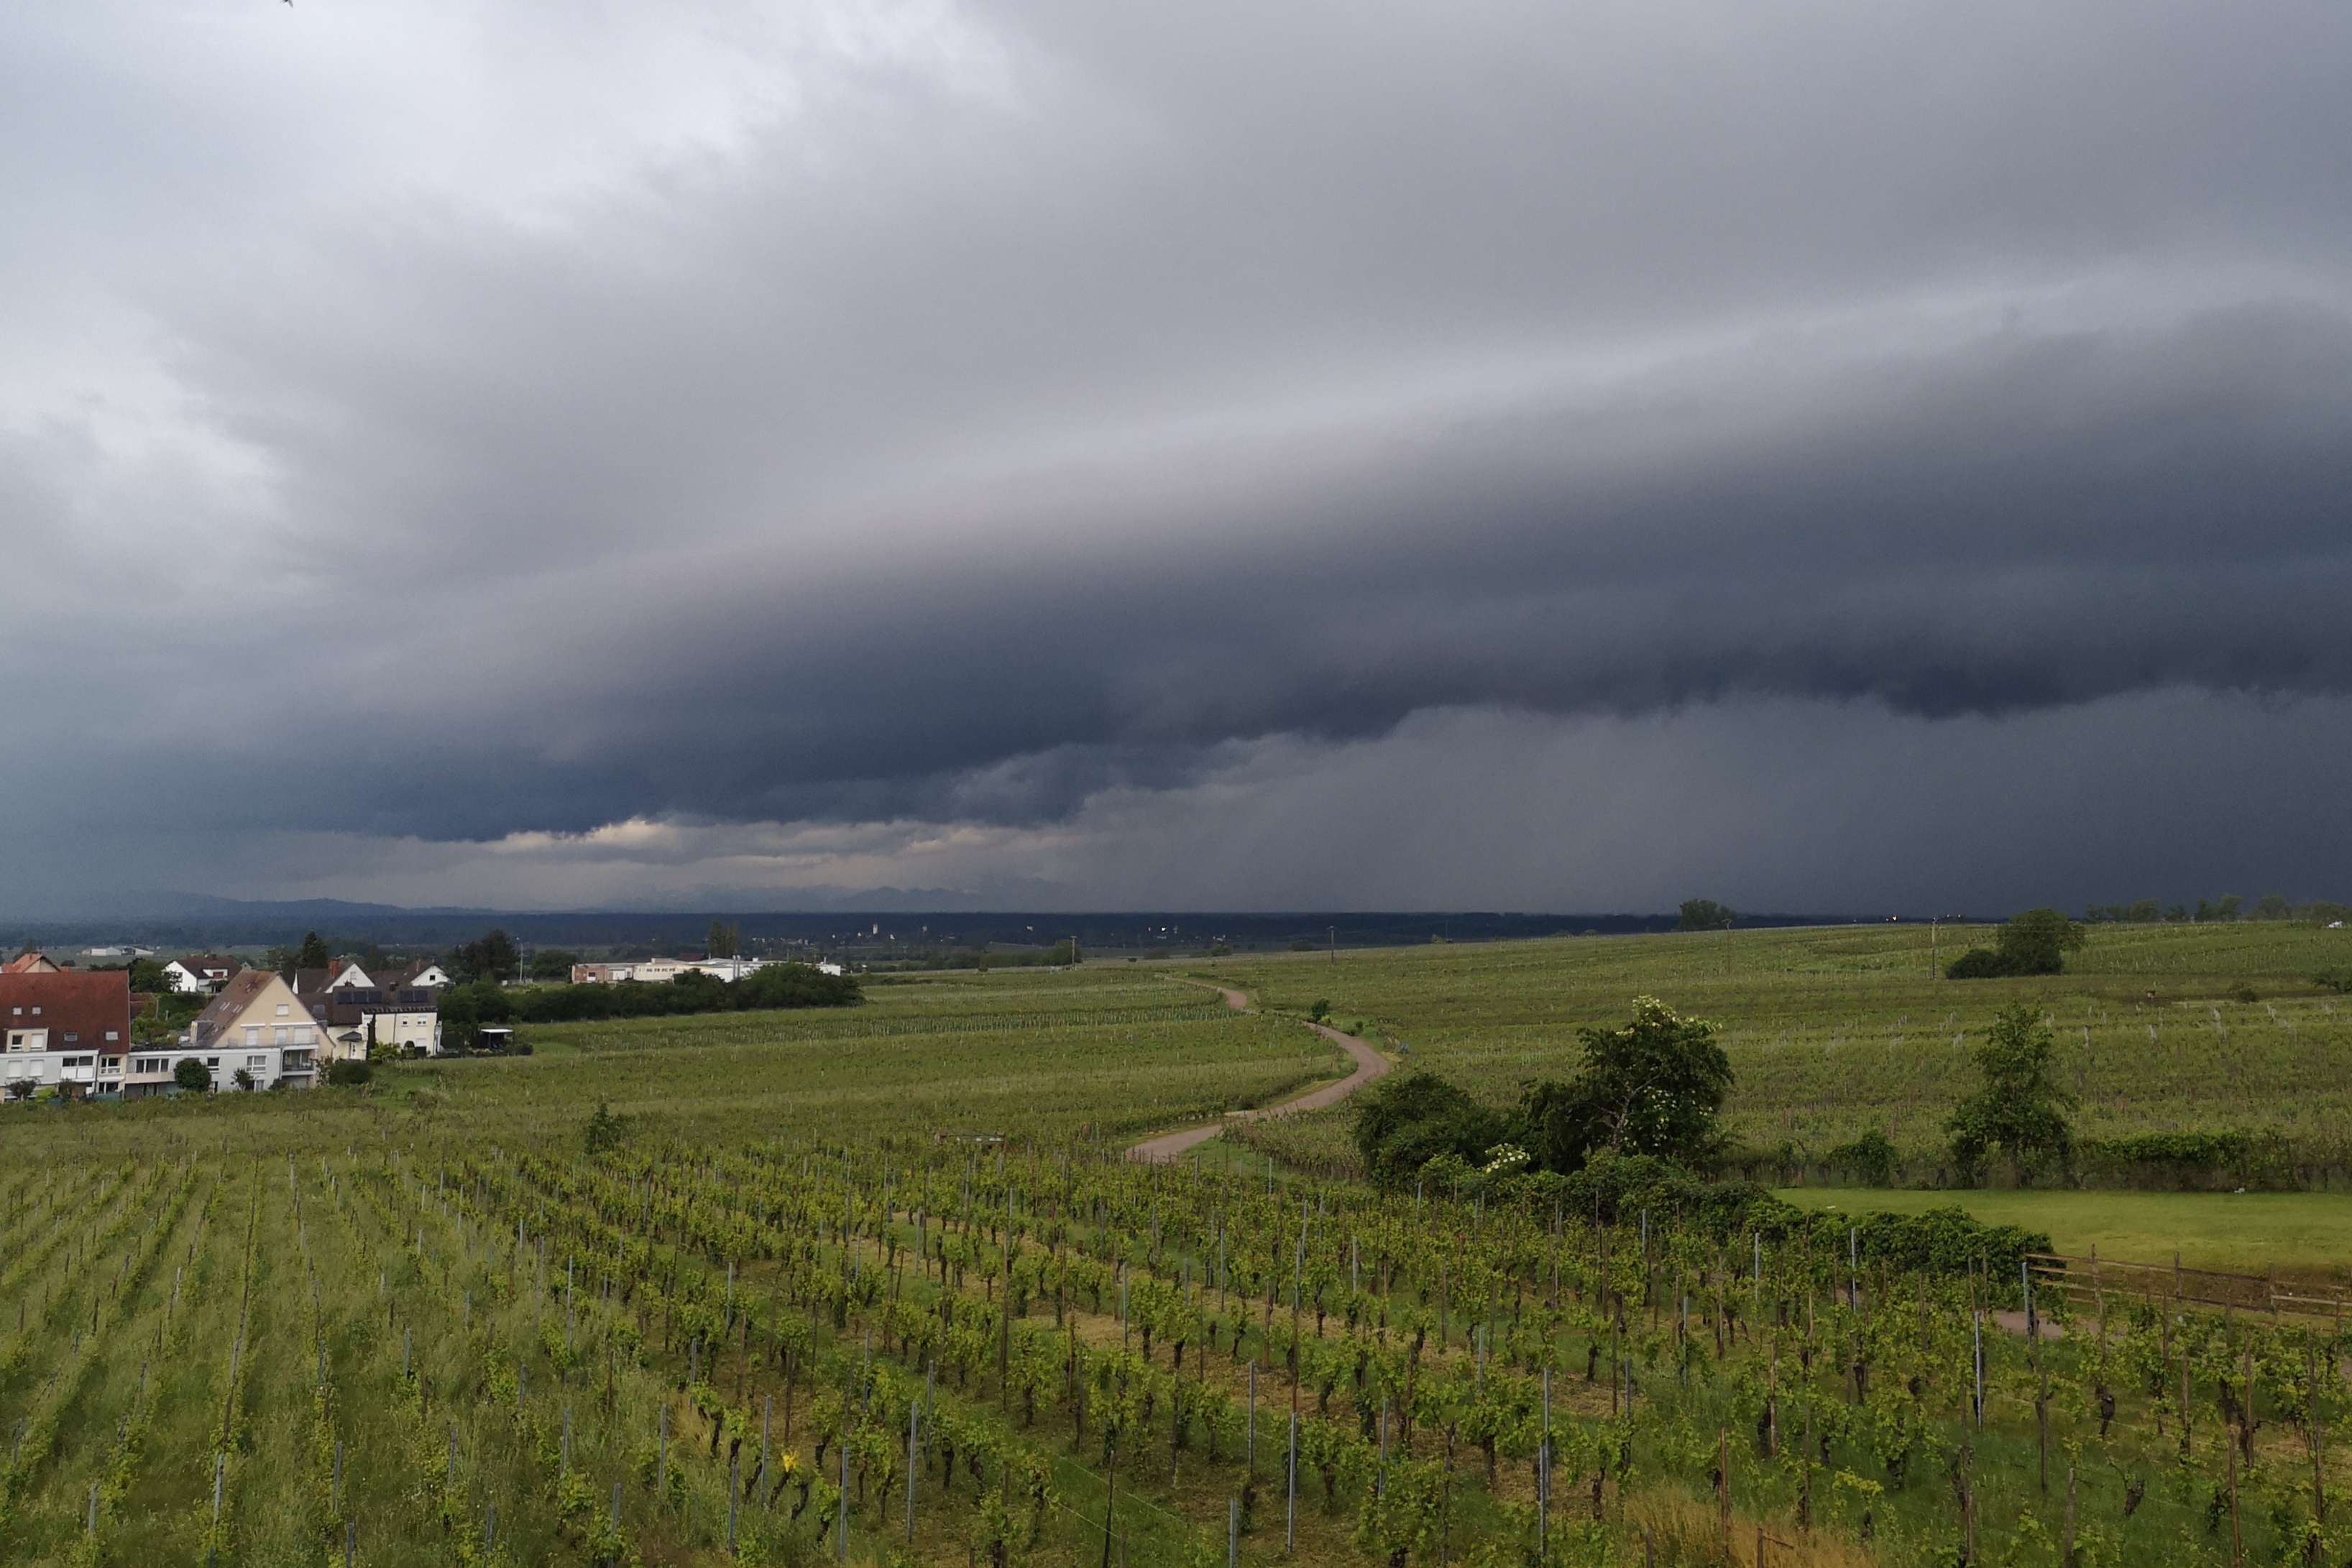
top-left (1216, 923), bottom-right (2352, 1182)
top-left (6, 1119), bottom-right (2352, 1567)
top-left (6, 928), bottom-right (2352, 1566)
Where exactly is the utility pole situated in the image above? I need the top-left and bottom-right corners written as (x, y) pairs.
top-left (1328, 926), bottom-right (1336, 965)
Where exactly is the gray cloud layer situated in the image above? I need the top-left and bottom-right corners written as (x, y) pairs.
top-left (4, 1), bottom-right (2351, 909)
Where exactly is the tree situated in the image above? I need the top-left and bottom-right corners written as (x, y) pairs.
top-left (529, 948), bottom-right (580, 982)
top-left (2257, 894), bottom-right (2291, 921)
top-left (231, 1067), bottom-right (256, 1092)
top-left (1945, 908), bottom-right (2085, 978)
top-left (1676, 899), bottom-right (1737, 932)
top-left (707, 919), bottom-right (740, 959)
top-left (584, 1100), bottom-right (629, 1155)
top-left (294, 931), bottom-right (331, 970)
top-left (326, 1059), bottom-right (373, 1087)
top-left (1516, 995), bottom-right (1731, 1173)
top-left (436, 980), bottom-right (513, 1051)
top-left (1351, 1071), bottom-right (1508, 1189)
top-left (173, 1057), bottom-right (211, 1092)
top-left (449, 929), bottom-right (520, 985)
top-left (127, 956), bottom-right (167, 992)
top-left (1946, 1002), bottom-right (2076, 1185)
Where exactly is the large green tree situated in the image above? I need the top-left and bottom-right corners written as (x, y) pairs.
top-left (1517, 995), bottom-right (1731, 1172)
top-left (1946, 1002), bottom-right (2076, 1185)
top-left (1945, 908), bottom-right (2085, 978)
top-left (528, 948), bottom-right (579, 982)
top-left (1676, 899), bottom-right (1736, 931)
top-left (449, 929), bottom-right (520, 985)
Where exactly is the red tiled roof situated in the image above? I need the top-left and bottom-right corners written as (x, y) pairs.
top-left (0, 970), bottom-right (132, 1053)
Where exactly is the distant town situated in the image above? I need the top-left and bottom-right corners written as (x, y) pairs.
top-left (0, 925), bottom-right (850, 1104)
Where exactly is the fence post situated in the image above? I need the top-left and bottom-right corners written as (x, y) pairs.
top-left (1286, 1412), bottom-right (1298, 1553)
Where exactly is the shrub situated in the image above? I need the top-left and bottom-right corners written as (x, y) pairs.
top-left (1352, 1071), bottom-right (1507, 1189)
top-left (172, 1057), bottom-right (211, 1092)
top-left (326, 1059), bottom-right (373, 1087)
top-left (1824, 1130), bottom-right (1898, 1186)
top-left (1947, 908), bottom-right (2085, 979)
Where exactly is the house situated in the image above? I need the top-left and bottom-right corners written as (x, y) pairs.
top-left (183, 970), bottom-right (321, 1091)
top-left (292, 964), bottom-right (442, 1058)
top-left (1, 969), bottom-right (132, 1099)
top-left (400, 961), bottom-right (454, 990)
top-left (3, 951), bottom-right (63, 975)
top-left (160, 954), bottom-right (243, 993)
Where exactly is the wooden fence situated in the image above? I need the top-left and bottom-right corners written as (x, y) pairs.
top-left (2026, 1250), bottom-right (2352, 1327)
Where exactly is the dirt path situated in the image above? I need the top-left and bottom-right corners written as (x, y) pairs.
top-left (1127, 982), bottom-right (1391, 1163)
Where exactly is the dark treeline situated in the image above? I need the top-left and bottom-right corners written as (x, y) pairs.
top-left (441, 963), bottom-right (860, 1049)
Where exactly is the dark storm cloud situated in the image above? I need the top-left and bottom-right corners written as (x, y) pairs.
top-left (5, 0), bottom-right (2352, 905)
top-left (221, 298), bottom-right (2352, 839)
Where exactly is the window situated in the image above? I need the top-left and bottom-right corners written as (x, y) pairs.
top-left (273, 1026), bottom-right (288, 1046)
top-left (63, 1033), bottom-right (78, 1043)
top-left (293, 1027), bottom-right (312, 1046)
top-left (275, 1004), bottom-right (290, 1017)
top-left (243, 1027), bottom-right (259, 1047)
top-left (206, 1056), bottom-right (219, 1067)
top-left (104, 1030), bottom-right (118, 1042)
top-left (247, 1054), bottom-right (266, 1069)
top-left (29, 1007), bottom-right (40, 1016)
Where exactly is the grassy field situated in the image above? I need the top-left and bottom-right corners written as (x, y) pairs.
top-left (1203, 921), bottom-right (2352, 1179)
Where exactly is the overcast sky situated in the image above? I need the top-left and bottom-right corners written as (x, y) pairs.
top-left (6, 0), bottom-right (2351, 916)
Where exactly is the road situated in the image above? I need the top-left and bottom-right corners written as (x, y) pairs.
top-left (1126, 982), bottom-right (1391, 1163)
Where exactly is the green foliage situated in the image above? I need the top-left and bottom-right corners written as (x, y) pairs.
top-left (294, 931), bottom-right (331, 970)
top-left (1351, 1070), bottom-right (1507, 1189)
top-left (1676, 898), bottom-right (1736, 931)
top-left (326, 1059), bottom-right (373, 1087)
top-left (450, 928), bottom-right (521, 985)
top-left (1947, 907), bottom-right (2086, 979)
top-left (2077, 1130), bottom-right (2294, 1189)
top-left (528, 948), bottom-right (579, 982)
top-left (1823, 1128), bottom-right (1898, 1186)
top-left (707, 918), bottom-right (741, 959)
top-left (583, 1100), bottom-right (628, 1156)
top-left (1516, 995), bottom-right (1731, 1173)
top-left (172, 1056), bottom-right (211, 1092)
top-left (502, 964), bottom-right (860, 1027)
top-left (125, 956), bottom-right (167, 992)
top-left (1946, 1003), bottom-right (2077, 1185)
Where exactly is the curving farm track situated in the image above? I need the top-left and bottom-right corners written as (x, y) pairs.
top-left (1126, 981), bottom-right (1390, 1163)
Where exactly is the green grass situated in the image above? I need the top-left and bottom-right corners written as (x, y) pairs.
top-left (1776, 1185), bottom-right (2352, 1280)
